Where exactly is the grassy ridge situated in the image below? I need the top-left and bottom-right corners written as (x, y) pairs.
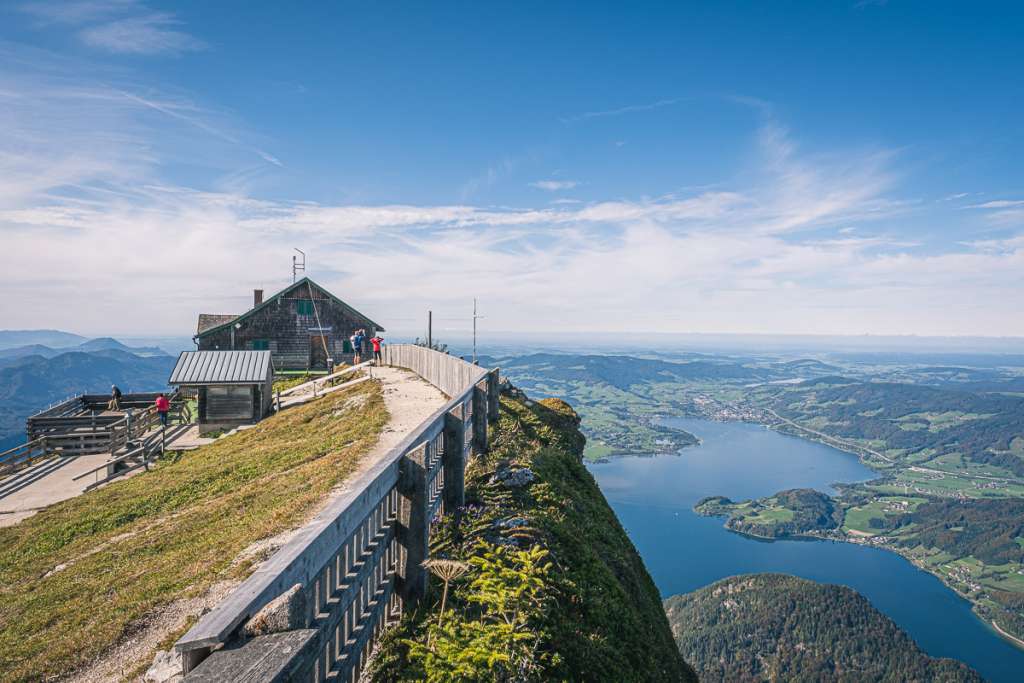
top-left (372, 393), bottom-right (696, 681)
top-left (0, 379), bottom-right (386, 681)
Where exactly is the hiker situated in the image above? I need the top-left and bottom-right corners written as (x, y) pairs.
top-left (108, 384), bottom-right (122, 411)
top-left (354, 329), bottom-right (366, 363)
top-left (155, 392), bottom-right (170, 427)
top-left (370, 334), bottom-right (384, 364)
top-left (350, 331), bottom-right (362, 363)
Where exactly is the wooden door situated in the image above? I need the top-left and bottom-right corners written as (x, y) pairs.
top-left (310, 335), bottom-right (329, 369)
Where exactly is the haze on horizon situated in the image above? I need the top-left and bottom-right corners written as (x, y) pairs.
top-left (1, 2), bottom-right (1022, 338)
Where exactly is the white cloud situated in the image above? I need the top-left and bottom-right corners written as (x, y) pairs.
top-left (529, 180), bottom-right (580, 191)
top-left (1, 56), bottom-right (1021, 337)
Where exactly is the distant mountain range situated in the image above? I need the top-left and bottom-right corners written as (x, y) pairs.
top-left (0, 331), bottom-right (177, 451)
top-left (665, 574), bottom-right (982, 682)
top-left (0, 337), bottom-right (168, 366)
top-left (0, 329), bottom-right (89, 350)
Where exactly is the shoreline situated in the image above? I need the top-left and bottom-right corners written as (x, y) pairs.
top-left (992, 620), bottom-right (1024, 649)
top-left (699, 508), bottom-right (1024, 652)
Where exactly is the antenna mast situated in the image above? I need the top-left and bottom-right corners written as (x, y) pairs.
top-left (292, 248), bottom-right (306, 283)
top-left (472, 298), bottom-right (485, 364)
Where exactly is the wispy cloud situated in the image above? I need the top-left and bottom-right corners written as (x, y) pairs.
top-left (967, 199), bottom-right (1024, 209)
top-left (966, 199), bottom-right (1024, 227)
top-left (562, 98), bottom-right (680, 123)
top-left (529, 180), bottom-right (580, 191)
top-left (80, 13), bottom-right (204, 55)
top-left (19, 1), bottom-right (204, 56)
top-left (0, 46), bottom-right (278, 210)
top-left (19, 0), bottom-right (137, 24)
top-left (459, 158), bottom-right (517, 200)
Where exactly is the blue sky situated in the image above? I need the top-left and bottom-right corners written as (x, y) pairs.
top-left (1, 1), bottom-right (1022, 337)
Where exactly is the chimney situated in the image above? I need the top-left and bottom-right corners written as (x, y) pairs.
top-left (253, 289), bottom-right (264, 307)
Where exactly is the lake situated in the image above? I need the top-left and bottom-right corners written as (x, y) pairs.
top-left (588, 416), bottom-right (1024, 683)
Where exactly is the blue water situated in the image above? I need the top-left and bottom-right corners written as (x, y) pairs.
top-left (588, 417), bottom-right (1024, 683)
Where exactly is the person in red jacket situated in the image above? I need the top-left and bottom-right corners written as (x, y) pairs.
top-left (155, 393), bottom-right (170, 427)
top-left (370, 335), bottom-right (384, 364)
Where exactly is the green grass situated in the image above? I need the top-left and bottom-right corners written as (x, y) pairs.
top-left (843, 497), bottom-right (925, 534)
top-left (746, 506), bottom-right (795, 523)
top-left (0, 379), bottom-right (386, 682)
top-left (272, 373), bottom-right (317, 393)
top-left (583, 441), bottom-right (615, 461)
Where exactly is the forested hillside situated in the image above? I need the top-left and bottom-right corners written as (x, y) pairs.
top-left (665, 574), bottom-right (982, 682)
top-left (750, 378), bottom-right (1024, 477)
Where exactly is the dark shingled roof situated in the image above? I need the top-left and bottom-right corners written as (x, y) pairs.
top-left (197, 314), bottom-right (238, 335)
top-left (194, 277), bottom-right (383, 338)
top-left (169, 350), bottom-right (272, 385)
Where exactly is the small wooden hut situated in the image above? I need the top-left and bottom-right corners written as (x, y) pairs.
top-left (168, 350), bottom-right (274, 432)
top-left (193, 278), bottom-right (383, 371)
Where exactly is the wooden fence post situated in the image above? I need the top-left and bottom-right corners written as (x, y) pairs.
top-left (487, 368), bottom-right (500, 423)
top-left (397, 443), bottom-right (429, 603)
top-left (443, 409), bottom-right (466, 521)
top-left (472, 383), bottom-right (488, 455)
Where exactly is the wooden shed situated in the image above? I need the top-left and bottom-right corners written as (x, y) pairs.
top-left (169, 350), bottom-right (274, 432)
top-left (193, 278), bottom-right (383, 371)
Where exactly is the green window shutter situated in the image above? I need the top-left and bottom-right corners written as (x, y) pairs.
top-left (252, 339), bottom-right (269, 350)
top-left (343, 339), bottom-right (353, 353)
top-left (296, 300), bottom-right (314, 315)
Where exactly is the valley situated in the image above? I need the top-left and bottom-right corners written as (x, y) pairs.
top-left (490, 347), bottom-right (1024, 679)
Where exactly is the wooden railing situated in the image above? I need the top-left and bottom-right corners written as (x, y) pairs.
top-left (0, 437), bottom-right (49, 476)
top-left (70, 400), bottom-right (194, 488)
top-left (0, 396), bottom-right (192, 477)
top-left (176, 346), bottom-right (500, 682)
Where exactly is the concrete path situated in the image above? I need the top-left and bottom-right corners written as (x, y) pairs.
top-left (0, 424), bottom-right (189, 528)
top-left (165, 425), bottom-right (217, 451)
top-left (367, 366), bottom-right (448, 457)
top-left (0, 453), bottom-right (113, 527)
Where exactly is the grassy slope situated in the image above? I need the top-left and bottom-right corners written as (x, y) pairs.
top-left (372, 393), bottom-right (696, 682)
top-left (0, 379), bottom-right (386, 681)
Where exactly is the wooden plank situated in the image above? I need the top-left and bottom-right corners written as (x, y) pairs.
top-left (472, 382), bottom-right (488, 454)
top-left (184, 629), bottom-right (319, 682)
top-left (332, 573), bottom-right (396, 681)
top-left (487, 368), bottom-right (501, 422)
top-left (278, 361), bottom-right (371, 397)
top-left (442, 410), bottom-right (465, 520)
top-left (396, 443), bottom-right (428, 603)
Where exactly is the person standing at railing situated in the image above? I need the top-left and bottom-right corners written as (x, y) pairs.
top-left (370, 334), bottom-right (384, 364)
top-left (108, 384), bottom-right (122, 411)
top-left (155, 393), bottom-right (170, 428)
